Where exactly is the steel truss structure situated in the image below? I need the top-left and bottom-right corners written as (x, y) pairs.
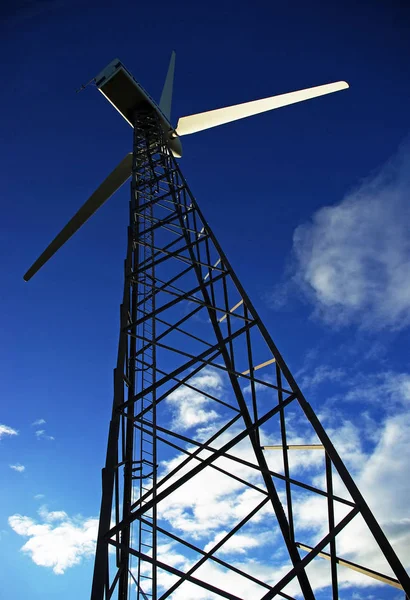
top-left (91, 110), bottom-right (410, 600)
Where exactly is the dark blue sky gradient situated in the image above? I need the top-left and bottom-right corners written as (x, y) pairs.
top-left (1, 1), bottom-right (410, 597)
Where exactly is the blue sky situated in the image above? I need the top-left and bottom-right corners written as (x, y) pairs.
top-left (1, 0), bottom-right (410, 598)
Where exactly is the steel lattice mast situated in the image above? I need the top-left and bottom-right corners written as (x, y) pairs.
top-left (23, 57), bottom-right (409, 600)
top-left (88, 111), bottom-right (409, 599)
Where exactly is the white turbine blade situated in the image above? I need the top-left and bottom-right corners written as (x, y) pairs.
top-left (176, 81), bottom-right (349, 136)
top-left (24, 153), bottom-right (132, 281)
top-left (159, 50), bottom-right (176, 121)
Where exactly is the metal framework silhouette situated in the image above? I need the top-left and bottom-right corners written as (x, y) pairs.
top-left (23, 55), bottom-right (409, 600)
top-left (88, 110), bottom-right (410, 600)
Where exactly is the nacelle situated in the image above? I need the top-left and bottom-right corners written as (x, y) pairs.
top-left (95, 59), bottom-right (182, 158)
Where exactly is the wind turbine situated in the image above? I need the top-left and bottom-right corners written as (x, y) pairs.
top-left (24, 53), bottom-right (347, 282)
top-left (24, 53), bottom-right (409, 600)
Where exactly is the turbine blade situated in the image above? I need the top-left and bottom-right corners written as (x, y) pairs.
top-left (159, 51), bottom-right (176, 121)
top-left (175, 81), bottom-right (349, 136)
top-left (23, 153), bottom-right (132, 282)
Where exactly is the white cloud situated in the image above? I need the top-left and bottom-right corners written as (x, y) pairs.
top-left (34, 494), bottom-right (45, 500)
top-left (0, 424), bottom-right (18, 439)
top-left (35, 429), bottom-right (55, 441)
top-left (328, 420), bottom-right (368, 472)
top-left (8, 506), bottom-right (98, 574)
top-left (155, 418), bottom-right (326, 548)
top-left (155, 555), bottom-right (282, 599)
top-left (344, 371), bottom-right (410, 408)
top-left (10, 367), bottom-right (407, 597)
top-left (152, 385), bottom-right (410, 597)
top-left (11, 410), bottom-right (404, 595)
top-left (31, 419), bottom-right (46, 426)
top-left (146, 552), bottom-right (277, 600)
top-left (165, 369), bottom-right (222, 430)
top-left (359, 413), bottom-right (410, 534)
top-left (292, 411), bottom-right (410, 589)
top-left (156, 428), bottom-right (274, 539)
top-left (299, 365), bottom-right (345, 390)
top-left (38, 506), bottom-right (69, 522)
top-left (10, 464), bottom-right (25, 472)
top-left (291, 144), bottom-right (410, 330)
top-left (203, 530), bottom-right (271, 555)
top-left (159, 413), bottom-right (408, 596)
top-left (318, 370), bottom-right (410, 422)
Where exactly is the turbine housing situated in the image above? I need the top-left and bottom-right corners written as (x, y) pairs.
top-left (95, 58), bottom-right (183, 158)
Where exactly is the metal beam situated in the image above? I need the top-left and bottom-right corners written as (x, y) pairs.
top-left (296, 543), bottom-right (403, 590)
